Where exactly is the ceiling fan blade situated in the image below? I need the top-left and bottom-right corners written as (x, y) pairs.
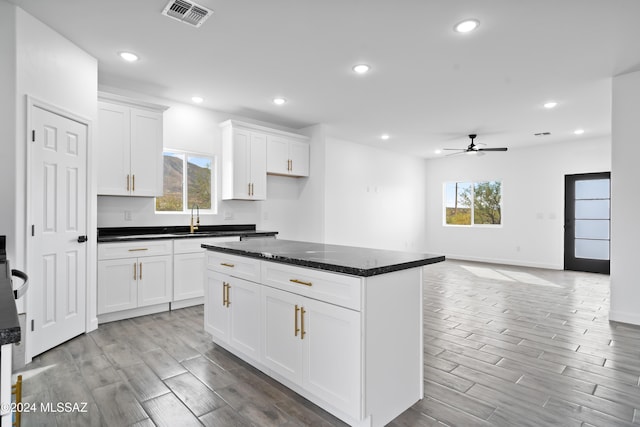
top-left (477, 147), bottom-right (508, 152)
top-left (442, 148), bottom-right (466, 151)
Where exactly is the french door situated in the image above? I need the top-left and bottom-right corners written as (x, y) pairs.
top-left (564, 172), bottom-right (610, 274)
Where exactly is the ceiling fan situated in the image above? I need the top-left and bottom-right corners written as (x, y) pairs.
top-left (443, 134), bottom-right (508, 156)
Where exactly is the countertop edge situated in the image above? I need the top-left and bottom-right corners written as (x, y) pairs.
top-left (98, 230), bottom-right (278, 243)
top-left (202, 244), bottom-right (445, 277)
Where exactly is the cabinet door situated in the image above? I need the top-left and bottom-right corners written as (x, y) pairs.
top-left (289, 140), bottom-right (310, 177)
top-left (249, 132), bottom-right (267, 200)
top-left (97, 102), bottom-right (130, 195)
top-left (173, 252), bottom-right (205, 301)
top-left (302, 298), bottom-right (361, 418)
top-left (266, 135), bottom-right (290, 175)
top-left (205, 271), bottom-right (230, 341)
top-left (262, 286), bottom-right (303, 384)
top-left (228, 277), bottom-right (261, 361)
top-left (130, 108), bottom-right (163, 196)
top-left (97, 259), bottom-right (137, 314)
top-left (137, 255), bottom-right (172, 307)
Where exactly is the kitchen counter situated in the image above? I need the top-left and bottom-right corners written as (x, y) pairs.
top-left (202, 239), bottom-right (444, 426)
top-left (201, 238), bottom-right (445, 277)
top-left (0, 261), bottom-right (20, 346)
top-left (98, 224), bottom-right (277, 242)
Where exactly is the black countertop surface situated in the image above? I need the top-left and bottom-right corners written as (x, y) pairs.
top-left (202, 239), bottom-right (445, 277)
top-left (0, 260), bottom-right (21, 346)
top-left (98, 224), bottom-right (278, 243)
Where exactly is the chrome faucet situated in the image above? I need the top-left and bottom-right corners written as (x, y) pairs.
top-left (190, 204), bottom-right (200, 233)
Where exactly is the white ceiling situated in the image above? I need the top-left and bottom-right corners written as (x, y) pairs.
top-left (10, 0), bottom-right (640, 158)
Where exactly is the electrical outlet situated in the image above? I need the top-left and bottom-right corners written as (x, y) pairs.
top-left (124, 210), bottom-right (132, 221)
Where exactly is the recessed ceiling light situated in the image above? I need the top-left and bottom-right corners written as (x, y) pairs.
top-left (119, 51), bottom-right (139, 62)
top-left (381, 134), bottom-right (390, 140)
top-left (191, 96), bottom-right (204, 104)
top-left (434, 149), bottom-right (442, 154)
top-left (272, 97), bottom-right (287, 105)
top-left (353, 64), bottom-right (371, 74)
top-left (544, 101), bottom-right (558, 109)
top-left (574, 129), bottom-right (585, 135)
top-left (454, 19), bottom-right (479, 33)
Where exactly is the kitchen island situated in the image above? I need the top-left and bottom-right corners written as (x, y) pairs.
top-left (202, 239), bottom-right (444, 427)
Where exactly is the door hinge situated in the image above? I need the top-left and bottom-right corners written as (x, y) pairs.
top-left (32, 130), bottom-right (35, 142)
top-left (31, 319), bottom-right (34, 332)
top-left (31, 224), bottom-right (35, 236)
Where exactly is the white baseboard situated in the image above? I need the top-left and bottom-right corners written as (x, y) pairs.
top-left (609, 310), bottom-right (640, 326)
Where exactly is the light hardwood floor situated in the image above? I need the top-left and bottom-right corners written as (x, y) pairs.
top-left (15, 260), bottom-right (640, 426)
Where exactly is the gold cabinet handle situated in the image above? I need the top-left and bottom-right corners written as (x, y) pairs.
top-left (128, 248), bottom-right (149, 252)
top-left (222, 282), bottom-right (226, 306)
top-left (300, 307), bottom-right (306, 339)
top-left (139, 262), bottom-right (142, 280)
top-left (220, 263), bottom-right (235, 268)
top-left (132, 174), bottom-right (135, 192)
top-left (290, 279), bottom-right (312, 287)
top-left (294, 305), bottom-right (300, 337)
top-left (248, 183), bottom-right (251, 196)
top-left (126, 174), bottom-right (130, 191)
top-left (133, 262), bottom-right (137, 280)
top-left (225, 283), bottom-right (231, 307)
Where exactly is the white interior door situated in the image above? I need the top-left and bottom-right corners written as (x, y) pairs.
top-left (29, 105), bottom-right (87, 357)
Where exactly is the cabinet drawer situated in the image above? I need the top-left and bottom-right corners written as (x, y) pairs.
top-left (261, 262), bottom-right (362, 311)
top-left (98, 240), bottom-right (173, 260)
top-left (174, 236), bottom-right (240, 254)
top-left (206, 252), bottom-right (260, 282)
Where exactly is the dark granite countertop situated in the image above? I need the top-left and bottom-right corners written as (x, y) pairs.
top-left (98, 225), bottom-right (278, 243)
top-left (202, 239), bottom-right (445, 277)
top-left (0, 260), bottom-right (21, 346)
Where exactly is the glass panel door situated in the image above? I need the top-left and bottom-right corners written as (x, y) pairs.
top-left (564, 173), bottom-right (610, 274)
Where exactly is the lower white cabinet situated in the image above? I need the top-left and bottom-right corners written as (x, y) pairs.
top-left (262, 286), bottom-right (360, 418)
top-left (98, 252), bottom-right (172, 315)
top-left (204, 255), bottom-right (424, 427)
top-left (173, 236), bottom-right (240, 303)
top-left (205, 271), bottom-right (261, 362)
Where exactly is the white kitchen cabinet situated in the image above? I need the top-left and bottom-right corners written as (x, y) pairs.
top-left (204, 248), bottom-right (425, 427)
top-left (261, 282), bottom-right (360, 418)
top-left (205, 271), bottom-right (261, 363)
top-left (266, 135), bottom-right (309, 177)
top-left (173, 236), bottom-right (240, 306)
top-left (97, 240), bottom-right (173, 321)
top-left (220, 121), bottom-right (267, 200)
top-left (97, 92), bottom-right (168, 196)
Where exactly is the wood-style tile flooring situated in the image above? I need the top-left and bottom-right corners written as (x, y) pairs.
top-left (15, 260), bottom-right (640, 426)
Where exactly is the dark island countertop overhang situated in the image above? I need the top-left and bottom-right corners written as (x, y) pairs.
top-left (202, 239), bottom-right (445, 277)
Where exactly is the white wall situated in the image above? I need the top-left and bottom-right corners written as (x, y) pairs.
top-left (323, 137), bottom-right (428, 252)
top-left (610, 70), bottom-right (640, 325)
top-left (425, 137), bottom-right (611, 269)
top-left (0, 1), bottom-right (17, 261)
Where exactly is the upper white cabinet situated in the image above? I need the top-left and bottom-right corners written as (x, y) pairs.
top-left (97, 92), bottom-right (168, 196)
top-left (220, 121), bottom-right (267, 200)
top-left (220, 120), bottom-right (310, 200)
top-left (267, 135), bottom-right (309, 177)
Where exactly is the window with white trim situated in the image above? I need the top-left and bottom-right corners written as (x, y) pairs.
top-left (444, 181), bottom-right (502, 226)
top-left (155, 150), bottom-right (216, 213)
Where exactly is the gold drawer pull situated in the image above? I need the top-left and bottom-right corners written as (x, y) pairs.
top-left (220, 263), bottom-right (235, 268)
top-left (300, 307), bottom-right (306, 339)
top-left (128, 248), bottom-right (149, 252)
top-left (294, 305), bottom-right (300, 337)
top-left (290, 279), bottom-right (312, 287)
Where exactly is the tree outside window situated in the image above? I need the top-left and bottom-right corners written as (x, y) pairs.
top-left (445, 181), bottom-right (502, 226)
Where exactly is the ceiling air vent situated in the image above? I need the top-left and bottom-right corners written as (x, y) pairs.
top-left (162, 0), bottom-right (212, 28)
